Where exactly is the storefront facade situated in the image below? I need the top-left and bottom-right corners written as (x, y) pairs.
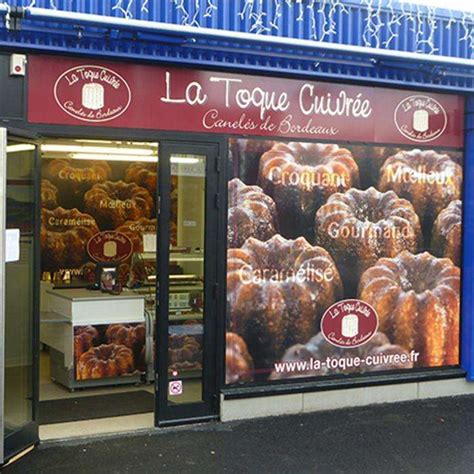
top-left (0, 0), bottom-right (473, 466)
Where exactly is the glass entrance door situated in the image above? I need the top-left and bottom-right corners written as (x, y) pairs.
top-left (156, 142), bottom-right (219, 426)
top-left (0, 129), bottom-right (39, 464)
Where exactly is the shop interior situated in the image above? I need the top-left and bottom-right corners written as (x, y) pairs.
top-left (6, 138), bottom-right (207, 439)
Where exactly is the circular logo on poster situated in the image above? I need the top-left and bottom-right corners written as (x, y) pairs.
top-left (394, 95), bottom-right (448, 143)
top-left (320, 299), bottom-right (378, 349)
top-left (87, 231), bottom-right (133, 263)
top-left (54, 65), bottom-right (132, 123)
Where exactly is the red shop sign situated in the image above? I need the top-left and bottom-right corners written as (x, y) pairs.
top-left (28, 55), bottom-right (464, 147)
top-left (87, 231), bottom-right (133, 263)
top-left (320, 299), bottom-right (379, 349)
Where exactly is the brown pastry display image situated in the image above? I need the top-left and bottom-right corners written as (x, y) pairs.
top-left (270, 332), bottom-right (413, 380)
top-left (347, 145), bottom-right (400, 189)
top-left (45, 159), bottom-right (112, 209)
top-left (315, 187), bottom-right (422, 295)
top-left (379, 149), bottom-right (462, 234)
top-left (125, 163), bottom-right (157, 197)
top-left (106, 323), bottom-right (146, 372)
top-left (41, 179), bottom-right (59, 209)
top-left (227, 234), bottom-right (343, 371)
top-left (41, 207), bottom-right (100, 271)
top-left (106, 324), bottom-right (146, 353)
top-left (258, 142), bottom-right (359, 240)
top-left (84, 180), bottom-right (154, 229)
top-left (168, 334), bottom-right (203, 371)
top-left (228, 178), bottom-right (279, 248)
top-left (358, 251), bottom-right (460, 367)
top-left (74, 325), bottom-right (100, 360)
top-left (226, 138), bottom-right (464, 384)
top-left (125, 163), bottom-right (178, 224)
top-left (431, 200), bottom-right (462, 266)
top-left (229, 138), bottom-right (276, 185)
top-left (73, 323), bottom-right (147, 381)
top-left (226, 332), bottom-right (254, 384)
top-left (76, 343), bottom-right (135, 380)
top-left (439, 149), bottom-right (464, 167)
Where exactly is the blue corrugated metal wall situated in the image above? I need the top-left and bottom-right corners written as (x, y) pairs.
top-left (0, 1), bottom-right (472, 91)
top-left (2, 0), bottom-right (473, 59)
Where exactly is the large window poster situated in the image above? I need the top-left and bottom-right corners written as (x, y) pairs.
top-left (226, 139), bottom-right (463, 385)
top-left (40, 147), bottom-right (178, 284)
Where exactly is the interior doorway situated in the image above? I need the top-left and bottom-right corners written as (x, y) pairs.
top-left (1, 133), bottom-right (221, 457)
top-left (38, 138), bottom-right (159, 438)
top-left (1, 130), bottom-right (39, 463)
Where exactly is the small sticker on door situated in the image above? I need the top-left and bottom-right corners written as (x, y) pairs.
top-left (183, 220), bottom-right (197, 227)
top-left (6, 229), bottom-right (20, 263)
top-left (169, 380), bottom-right (183, 396)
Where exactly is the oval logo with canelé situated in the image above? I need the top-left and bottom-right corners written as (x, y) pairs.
top-left (321, 299), bottom-right (378, 349)
top-left (87, 231), bottom-right (133, 263)
top-left (54, 65), bottom-right (132, 123)
top-left (394, 95), bottom-right (448, 143)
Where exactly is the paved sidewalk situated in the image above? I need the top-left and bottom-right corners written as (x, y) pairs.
top-left (6, 395), bottom-right (474, 474)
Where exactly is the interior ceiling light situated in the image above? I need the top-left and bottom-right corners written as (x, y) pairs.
top-left (170, 156), bottom-right (200, 164)
top-left (7, 144), bottom-right (36, 153)
top-left (41, 144), bottom-right (156, 156)
top-left (70, 153), bottom-right (158, 162)
top-left (73, 139), bottom-right (115, 144)
top-left (69, 153), bottom-right (199, 164)
top-left (74, 139), bottom-right (159, 147)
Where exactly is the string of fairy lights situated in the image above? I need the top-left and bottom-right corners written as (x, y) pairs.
top-left (0, 0), bottom-right (472, 57)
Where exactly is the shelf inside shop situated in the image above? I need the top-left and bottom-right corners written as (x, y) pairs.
top-left (136, 251), bottom-right (204, 263)
top-left (169, 323), bottom-right (203, 336)
top-left (170, 312), bottom-right (203, 322)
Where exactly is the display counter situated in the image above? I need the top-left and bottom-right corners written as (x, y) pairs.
top-left (40, 283), bottom-right (147, 390)
top-left (43, 286), bottom-right (145, 325)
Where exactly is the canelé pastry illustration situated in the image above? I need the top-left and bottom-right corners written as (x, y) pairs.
top-left (347, 145), bottom-right (400, 189)
top-left (378, 149), bottom-right (462, 233)
top-left (227, 234), bottom-right (343, 370)
top-left (125, 163), bottom-right (177, 217)
top-left (259, 142), bottom-right (359, 239)
top-left (76, 343), bottom-right (135, 380)
top-left (125, 163), bottom-right (157, 198)
top-left (45, 159), bottom-right (112, 209)
top-left (74, 325), bottom-right (100, 360)
top-left (358, 251), bottom-right (460, 367)
top-left (40, 207), bottom-right (100, 271)
top-left (229, 138), bottom-right (276, 185)
top-left (227, 178), bottom-right (279, 248)
top-left (106, 324), bottom-right (146, 353)
top-left (168, 335), bottom-right (203, 371)
top-left (84, 181), bottom-right (154, 229)
top-left (431, 200), bottom-right (462, 267)
top-left (41, 179), bottom-right (59, 209)
top-left (270, 332), bottom-right (413, 380)
top-left (106, 323), bottom-right (146, 372)
top-left (226, 332), bottom-right (254, 384)
top-left (438, 149), bottom-right (464, 167)
top-left (314, 187), bottom-right (422, 296)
